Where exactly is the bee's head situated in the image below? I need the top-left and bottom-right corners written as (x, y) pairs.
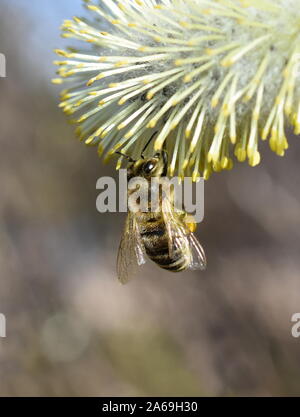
top-left (128, 151), bottom-right (168, 179)
top-left (116, 131), bottom-right (168, 180)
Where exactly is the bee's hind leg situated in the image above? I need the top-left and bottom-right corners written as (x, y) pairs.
top-left (178, 211), bottom-right (197, 233)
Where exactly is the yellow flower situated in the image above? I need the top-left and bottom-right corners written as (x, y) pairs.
top-left (53, 0), bottom-right (300, 180)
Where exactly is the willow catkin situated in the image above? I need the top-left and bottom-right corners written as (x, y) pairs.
top-left (53, 0), bottom-right (300, 180)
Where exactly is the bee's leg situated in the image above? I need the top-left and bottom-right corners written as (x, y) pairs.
top-left (179, 212), bottom-right (197, 233)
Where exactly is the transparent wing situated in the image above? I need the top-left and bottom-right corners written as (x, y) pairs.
top-left (161, 196), bottom-right (206, 271)
top-left (185, 230), bottom-right (207, 270)
top-left (117, 213), bottom-right (146, 284)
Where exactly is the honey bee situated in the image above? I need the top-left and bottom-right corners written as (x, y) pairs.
top-left (116, 135), bottom-right (206, 284)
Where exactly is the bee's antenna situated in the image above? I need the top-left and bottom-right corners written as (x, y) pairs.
top-left (141, 131), bottom-right (158, 159)
top-left (115, 151), bottom-right (135, 163)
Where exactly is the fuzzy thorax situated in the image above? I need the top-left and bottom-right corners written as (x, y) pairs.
top-left (53, 0), bottom-right (300, 180)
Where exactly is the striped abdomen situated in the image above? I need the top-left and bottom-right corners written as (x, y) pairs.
top-left (139, 213), bottom-right (189, 272)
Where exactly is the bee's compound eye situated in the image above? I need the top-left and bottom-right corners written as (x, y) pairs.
top-left (143, 160), bottom-right (156, 174)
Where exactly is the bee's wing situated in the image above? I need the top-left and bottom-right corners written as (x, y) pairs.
top-left (117, 212), bottom-right (146, 284)
top-left (185, 230), bottom-right (207, 270)
top-left (161, 196), bottom-right (206, 271)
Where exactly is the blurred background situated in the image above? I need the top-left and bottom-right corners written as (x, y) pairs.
top-left (1, 0), bottom-right (300, 397)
